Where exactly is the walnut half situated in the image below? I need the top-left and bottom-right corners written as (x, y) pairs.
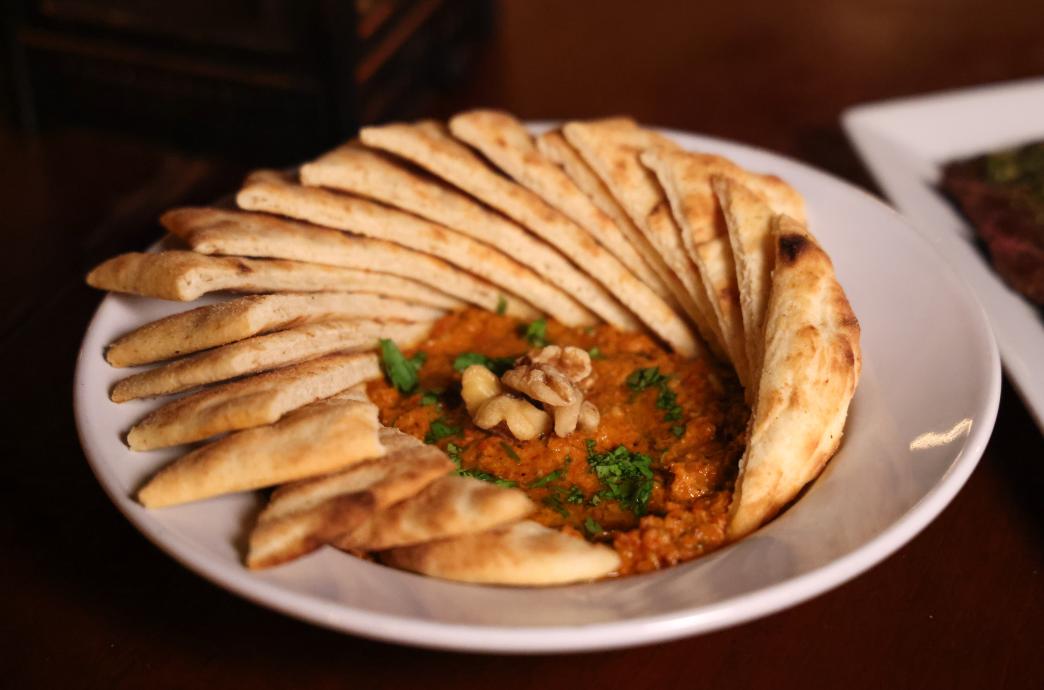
top-left (473, 394), bottom-right (551, 441)
top-left (501, 345), bottom-right (599, 437)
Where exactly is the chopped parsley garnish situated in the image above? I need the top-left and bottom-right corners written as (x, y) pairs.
top-left (627, 366), bottom-right (670, 392)
top-left (420, 390), bottom-right (440, 406)
top-left (585, 440), bottom-right (654, 516)
top-left (565, 486), bottom-right (584, 504)
top-left (424, 418), bottom-right (460, 444)
top-left (445, 442), bottom-right (464, 466)
top-left (587, 346), bottom-right (604, 360)
top-left (452, 352), bottom-right (518, 376)
top-left (522, 318), bottom-right (549, 347)
top-left (627, 366), bottom-right (685, 430)
top-left (584, 517), bottom-right (604, 536)
top-left (527, 468), bottom-right (563, 488)
top-left (500, 442), bottom-right (521, 464)
top-left (496, 294), bottom-right (508, 315)
top-left (543, 491), bottom-right (570, 518)
top-left (671, 425), bottom-right (686, 438)
top-left (379, 339), bottom-right (426, 393)
top-left (460, 467), bottom-right (517, 488)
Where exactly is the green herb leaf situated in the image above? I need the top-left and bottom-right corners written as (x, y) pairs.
top-left (460, 467), bottom-right (516, 488)
top-left (522, 318), bottom-right (549, 347)
top-left (496, 294), bottom-right (508, 315)
top-left (452, 352), bottom-right (518, 376)
top-left (499, 442), bottom-right (521, 464)
top-left (671, 425), bottom-right (686, 438)
top-left (527, 468), bottom-right (563, 488)
top-left (566, 486), bottom-right (584, 504)
top-left (420, 390), bottom-right (440, 406)
top-left (424, 418), bottom-right (460, 444)
top-left (587, 346), bottom-right (604, 360)
top-left (445, 442), bottom-right (464, 467)
top-left (380, 339), bottom-right (426, 393)
top-left (584, 517), bottom-right (604, 536)
top-left (627, 366), bottom-right (669, 392)
top-left (586, 442), bottom-right (654, 516)
top-left (542, 491), bottom-right (570, 518)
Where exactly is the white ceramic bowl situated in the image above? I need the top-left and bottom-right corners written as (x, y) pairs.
top-left (74, 126), bottom-right (1000, 653)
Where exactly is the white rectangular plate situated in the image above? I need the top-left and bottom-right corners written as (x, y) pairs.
top-left (844, 78), bottom-right (1044, 431)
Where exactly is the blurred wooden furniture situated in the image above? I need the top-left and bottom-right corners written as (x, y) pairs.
top-left (2, 1), bottom-right (1041, 688)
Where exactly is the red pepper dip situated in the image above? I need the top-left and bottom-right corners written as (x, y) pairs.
top-left (366, 309), bottom-right (749, 576)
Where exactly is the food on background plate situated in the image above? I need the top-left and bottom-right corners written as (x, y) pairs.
top-left (940, 140), bottom-right (1044, 306)
top-left (85, 109), bottom-right (860, 586)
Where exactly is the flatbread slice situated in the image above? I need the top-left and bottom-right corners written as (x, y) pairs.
top-left (86, 250), bottom-right (457, 303)
top-left (106, 292), bottom-right (446, 368)
top-left (448, 111), bottom-right (699, 356)
top-left (714, 176), bottom-right (776, 390)
top-left (235, 172), bottom-right (564, 324)
top-left (449, 111), bottom-right (668, 298)
top-left (137, 391), bottom-right (384, 508)
top-left (127, 352), bottom-right (381, 450)
top-left (537, 129), bottom-right (675, 302)
top-left (726, 215), bottom-right (861, 540)
top-left (359, 121), bottom-right (641, 331)
top-left (641, 149), bottom-right (752, 384)
top-left (300, 143), bottom-right (607, 324)
top-left (381, 520), bottom-right (621, 586)
top-left (338, 474), bottom-right (535, 551)
top-left (246, 429), bottom-right (454, 569)
top-left (110, 319), bottom-right (429, 402)
top-left (561, 119), bottom-right (726, 357)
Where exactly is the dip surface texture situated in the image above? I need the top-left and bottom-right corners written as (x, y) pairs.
top-left (367, 309), bottom-right (748, 575)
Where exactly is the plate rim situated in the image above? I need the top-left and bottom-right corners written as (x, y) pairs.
top-left (73, 125), bottom-right (1002, 653)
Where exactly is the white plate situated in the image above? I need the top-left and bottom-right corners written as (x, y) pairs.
top-left (74, 126), bottom-right (1000, 653)
top-left (844, 78), bottom-right (1044, 431)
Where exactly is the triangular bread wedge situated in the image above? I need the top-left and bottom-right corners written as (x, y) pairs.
top-left (448, 111), bottom-right (699, 356)
top-left (338, 474), bottom-right (535, 551)
top-left (127, 352), bottom-right (380, 450)
top-left (300, 143), bottom-right (606, 324)
top-left (137, 389), bottom-right (384, 508)
top-left (714, 176), bottom-right (776, 390)
top-left (359, 121), bottom-right (640, 331)
top-left (641, 149), bottom-right (753, 384)
top-left (537, 129), bottom-right (675, 301)
top-left (246, 429), bottom-right (454, 569)
top-left (448, 111), bottom-right (668, 298)
top-left (236, 173), bottom-right (573, 325)
top-left (727, 215), bottom-right (861, 540)
top-left (105, 291), bottom-right (446, 368)
top-left (382, 520), bottom-right (621, 586)
top-left (110, 319), bottom-right (429, 402)
top-left (87, 250), bottom-right (463, 303)
top-left (561, 119), bottom-right (726, 357)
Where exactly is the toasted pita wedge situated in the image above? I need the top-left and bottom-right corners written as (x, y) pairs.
top-left (111, 319), bottom-right (429, 402)
top-left (137, 392), bottom-right (384, 508)
top-left (537, 130), bottom-right (675, 300)
top-left (642, 149), bottom-right (752, 384)
top-left (168, 204), bottom-right (560, 323)
top-left (561, 119), bottom-right (726, 357)
top-left (727, 216), bottom-right (861, 540)
top-left (449, 112), bottom-right (668, 298)
top-left (359, 121), bottom-right (641, 331)
top-left (87, 250), bottom-right (449, 303)
top-left (382, 520), bottom-right (620, 586)
top-left (234, 174), bottom-right (581, 324)
top-left (106, 292), bottom-right (445, 368)
top-left (714, 176), bottom-right (776, 389)
top-left (299, 144), bottom-right (607, 325)
top-left (448, 111), bottom-right (699, 356)
top-left (338, 474), bottom-right (535, 551)
top-left (246, 429), bottom-right (454, 569)
top-left (127, 352), bottom-right (380, 450)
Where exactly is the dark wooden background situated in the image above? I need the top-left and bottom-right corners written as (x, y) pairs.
top-left (2, 1), bottom-right (1042, 688)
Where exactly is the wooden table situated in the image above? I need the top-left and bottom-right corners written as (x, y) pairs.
top-left (4, 2), bottom-right (1041, 687)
